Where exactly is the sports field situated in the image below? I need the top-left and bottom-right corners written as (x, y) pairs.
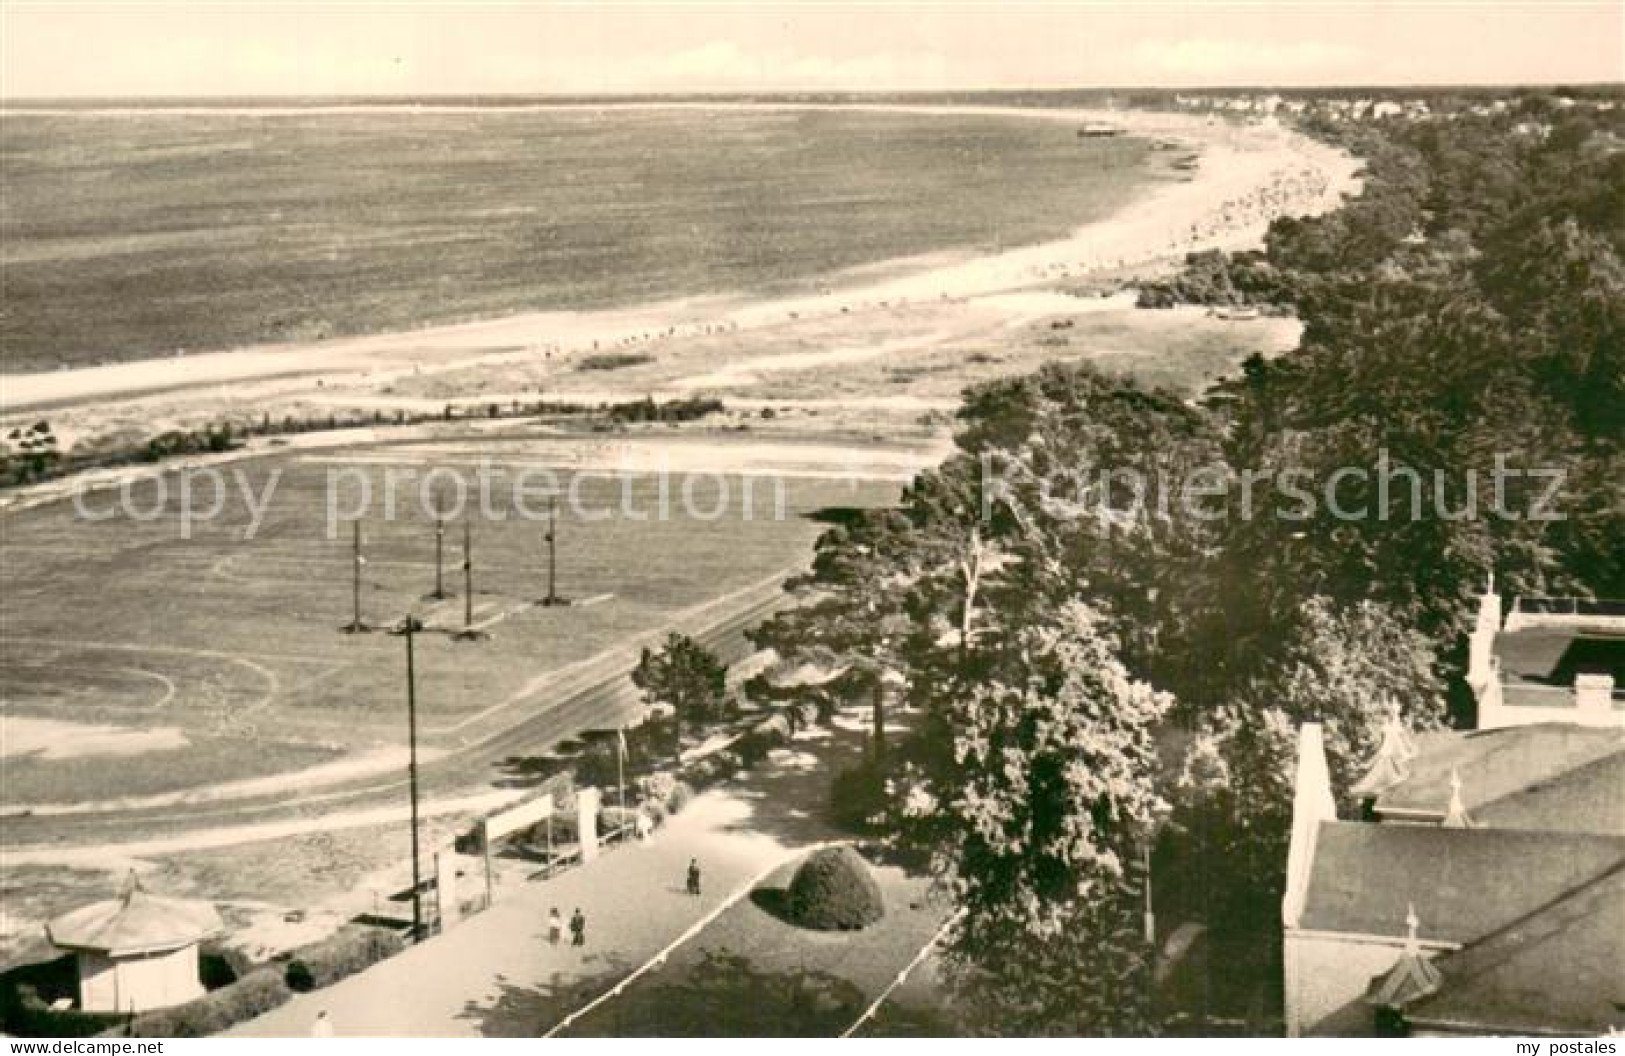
top-left (0, 429), bottom-right (914, 812)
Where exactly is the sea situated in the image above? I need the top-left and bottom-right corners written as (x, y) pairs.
top-left (0, 102), bottom-right (1156, 372)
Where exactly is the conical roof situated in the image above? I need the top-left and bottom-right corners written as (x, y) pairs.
top-left (1367, 904), bottom-right (1443, 1008)
top-left (1351, 707), bottom-right (1419, 799)
top-left (47, 874), bottom-right (222, 956)
top-left (1368, 952), bottom-right (1444, 1008)
top-left (1441, 769), bottom-right (1477, 829)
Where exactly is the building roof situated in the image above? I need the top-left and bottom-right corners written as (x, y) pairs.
top-left (47, 879), bottom-right (222, 957)
top-left (1368, 951), bottom-right (1443, 1009)
top-left (1403, 864), bottom-right (1625, 1036)
top-left (1477, 750), bottom-right (1625, 833)
top-left (1494, 627), bottom-right (1625, 708)
top-left (1372, 724), bottom-right (1622, 833)
top-left (1296, 822), bottom-right (1625, 944)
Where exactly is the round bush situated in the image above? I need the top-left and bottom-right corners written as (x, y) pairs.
top-left (665, 779), bottom-right (695, 814)
top-left (785, 846), bottom-right (885, 931)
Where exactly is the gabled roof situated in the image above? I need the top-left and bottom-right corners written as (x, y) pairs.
top-left (47, 880), bottom-right (222, 957)
top-left (1403, 864), bottom-right (1625, 1036)
top-left (1372, 725), bottom-right (1622, 833)
top-left (1295, 822), bottom-right (1625, 944)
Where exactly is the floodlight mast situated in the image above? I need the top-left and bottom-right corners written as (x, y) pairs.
top-left (344, 520), bottom-right (370, 633)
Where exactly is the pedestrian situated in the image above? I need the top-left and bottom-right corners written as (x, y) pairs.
top-left (570, 907), bottom-right (586, 947)
top-left (310, 1010), bottom-right (333, 1038)
top-left (547, 906), bottom-right (563, 946)
top-left (686, 858), bottom-right (702, 897)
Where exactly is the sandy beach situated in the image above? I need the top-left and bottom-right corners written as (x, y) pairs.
top-left (0, 105), bottom-right (1357, 446)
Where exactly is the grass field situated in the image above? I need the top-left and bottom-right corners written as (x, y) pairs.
top-left (0, 429), bottom-right (908, 809)
top-left (1, 108), bottom-right (1155, 371)
top-left (549, 854), bottom-right (955, 1037)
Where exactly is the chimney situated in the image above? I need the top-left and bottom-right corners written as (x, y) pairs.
top-left (1467, 573), bottom-right (1503, 690)
top-left (1575, 674), bottom-right (1616, 718)
top-left (1283, 723), bottom-right (1338, 928)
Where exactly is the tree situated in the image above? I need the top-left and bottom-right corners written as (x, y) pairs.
top-left (631, 632), bottom-right (729, 729)
top-left (1172, 597), bottom-right (1445, 925)
top-left (898, 601), bottom-right (1173, 1034)
top-left (747, 508), bottom-right (917, 761)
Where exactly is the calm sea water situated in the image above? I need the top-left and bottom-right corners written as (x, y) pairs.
top-left (0, 107), bottom-right (1154, 372)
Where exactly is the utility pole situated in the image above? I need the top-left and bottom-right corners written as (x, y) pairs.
top-left (405, 617), bottom-right (423, 941)
top-left (464, 518), bottom-right (473, 629)
top-left (454, 518), bottom-right (487, 641)
top-left (542, 497), bottom-right (562, 606)
top-left (431, 510), bottom-right (447, 600)
top-left (344, 520), bottom-right (369, 633)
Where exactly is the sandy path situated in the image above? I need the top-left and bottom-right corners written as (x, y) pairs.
top-left (0, 105), bottom-right (1357, 421)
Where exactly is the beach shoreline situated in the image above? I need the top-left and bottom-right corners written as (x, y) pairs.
top-left (0, 104), bottom-right (1358, 424)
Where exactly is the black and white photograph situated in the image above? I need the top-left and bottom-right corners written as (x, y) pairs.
top-left (0, 0), bottom-right (1620, 1040)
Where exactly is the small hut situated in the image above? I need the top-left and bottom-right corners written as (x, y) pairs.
top-left (46, 874), bottom-right (222, 1013)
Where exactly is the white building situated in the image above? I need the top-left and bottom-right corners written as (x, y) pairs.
top-left (46, 875), bottom-right (223, 1014)
top-left (1466, 580), bottom-right (1624, 729)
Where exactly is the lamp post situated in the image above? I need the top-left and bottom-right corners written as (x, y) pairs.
top-left (404, 617), bottom-right (424, 940)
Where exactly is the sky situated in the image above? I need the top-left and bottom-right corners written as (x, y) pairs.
top-left (1, 2), bottom-right (1620, 100)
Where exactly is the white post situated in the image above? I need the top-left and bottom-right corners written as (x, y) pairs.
top-left (578, 787), bottom-right (601, 862)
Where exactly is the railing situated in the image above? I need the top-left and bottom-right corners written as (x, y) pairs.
top-left (1513, 597), bottom-right (1625, 617)
top-left (1505, 597), bottom-right (1625, 632)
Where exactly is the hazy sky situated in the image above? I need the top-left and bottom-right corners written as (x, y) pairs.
top-left (2, 2), bottom-right (1620, 99)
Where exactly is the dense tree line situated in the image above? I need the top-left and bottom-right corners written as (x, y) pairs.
top-left (750, 96), bottom-right (1623, 1032)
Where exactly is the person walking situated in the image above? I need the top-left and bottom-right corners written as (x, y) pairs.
top-left (569, 907), bottom-right (586, 947)
top-left (310, 1010), bottom-right (334, 1038)
top-left (686, 858), bottom-right (702, 897)
top-left (547, 906), bottom-right (563, 946)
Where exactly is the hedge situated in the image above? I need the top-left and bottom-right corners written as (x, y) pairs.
top-left (120, 968), bottom-right (290, 1038)
top-left (283, 926), bottom-right (405, 993)
top-left (8, 985), bottom-right (122, 1038)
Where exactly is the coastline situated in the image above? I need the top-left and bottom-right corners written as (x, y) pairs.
top-left (0, 105), bottom-right (1358, 424)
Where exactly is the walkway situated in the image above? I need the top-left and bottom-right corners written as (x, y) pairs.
top-left (228, 719), bottom-right (873, 1037)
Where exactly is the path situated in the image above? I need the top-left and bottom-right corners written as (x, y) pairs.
top-left (225, 703), bottom-right (882, 1037)
top-left (225, 790), bottom-right (811, 1037)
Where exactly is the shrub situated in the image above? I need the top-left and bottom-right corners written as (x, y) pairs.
top-left (283, 926), bottom-right (405, 993)
top-left (829, 761), bottom-right (889, 834)
top-left (665, 779), bottom-right (695, 815)
top-left (640, 771), bottom-right (677, 805)
top-left (577, 352), bottom-right (654, 372)
top-left (573, 742), bottom-right (621, 790)
top-left (785, 846), bottom-right (885, 931)
top-left (8, 984), bottom-right (121, 1038)
top-left (597, 804), bottom-right (642, 837)
top-left (686, 754), bottom-right (736, 789)
top-left (123, 968), bottom-right (290, 1037)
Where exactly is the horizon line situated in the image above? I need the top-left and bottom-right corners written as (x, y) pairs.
top-left (4, 80), bottom-right (1623, 107)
